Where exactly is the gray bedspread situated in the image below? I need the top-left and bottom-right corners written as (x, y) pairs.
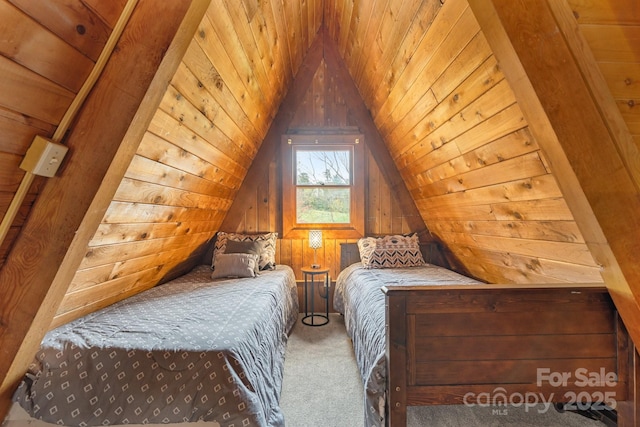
top-left (14, 264), bottom-right (298, 426)
top-left (334, 263), bottom-right (480, 427)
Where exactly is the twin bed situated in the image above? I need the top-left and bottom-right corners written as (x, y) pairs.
top-left (13, 232), bottom-right (298, 427)
top-left (13, 231), bottom-right (631, 427)
top-left (335, 235), bottom-right (630, 427)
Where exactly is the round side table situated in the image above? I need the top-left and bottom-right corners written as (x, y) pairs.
top-left (301, 266), bottom-right (330, 326)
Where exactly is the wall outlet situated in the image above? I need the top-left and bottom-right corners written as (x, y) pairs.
top-left (20, 136), bottom-right (69, 177)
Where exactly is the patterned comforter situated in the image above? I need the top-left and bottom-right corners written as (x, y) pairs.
top-left (334, 263), bottom-right (480, 427)
top-left (14, 264), bottom-right (298, 426)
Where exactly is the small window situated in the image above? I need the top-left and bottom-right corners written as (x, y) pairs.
top-left (282, 134), bottom-right (364, 239)
top-left (296, 149), bottom-right (351, 224)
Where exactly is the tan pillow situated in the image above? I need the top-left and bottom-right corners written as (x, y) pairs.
top-left (212, 232), bottom-right (277, 270)
top-left (211, 253), bottom-right (259, 279)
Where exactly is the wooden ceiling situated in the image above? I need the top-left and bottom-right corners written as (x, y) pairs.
top-left (0, 0), bottom-right (639, 420)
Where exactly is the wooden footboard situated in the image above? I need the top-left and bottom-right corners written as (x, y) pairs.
top-left (384, 283), bottom-right (631, 427)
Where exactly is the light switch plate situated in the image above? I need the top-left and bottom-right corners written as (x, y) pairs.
top-left (20, 136), bottom-right (68, 177)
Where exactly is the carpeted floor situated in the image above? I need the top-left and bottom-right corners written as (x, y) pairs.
top-left (280, 314), bottom-right (364, 426)
top-left (280, 313), bottom-right (609, 427)
top-left (2, 313), bottom-right (612, 427)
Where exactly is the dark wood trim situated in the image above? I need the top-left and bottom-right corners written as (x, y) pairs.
top-left (386, 291), bottom-right (408, 426)
top-left (220, 27), bottom-right (325, 232)
top-left (384, 283), bottom-right (631, 426)
top-left (618, 346), bottom-right (639, 427)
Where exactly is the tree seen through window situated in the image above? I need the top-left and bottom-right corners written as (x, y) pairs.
top-left (295, 150), bottom-right (351, 223)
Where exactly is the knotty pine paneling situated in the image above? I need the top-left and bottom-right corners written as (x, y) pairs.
top-left (231, 47), bottom-right (416, 281)
top-left (291, 59), bottom-right (354, 128)
top-left (330, 0), bottom-right (603, 284)
top-left (4, 0), bottom-right (631, 327)
top-left (0, 0), bottom-right (124, 267)
top-left (232, 149), bottom-right (412, 282)
top-left (52, 0), bottom-right (324, 326)
top-left (567, 0), bottom-right (640, 151)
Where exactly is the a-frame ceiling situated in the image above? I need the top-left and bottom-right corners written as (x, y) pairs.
top-left (0, 0), bottom-right (639, 421)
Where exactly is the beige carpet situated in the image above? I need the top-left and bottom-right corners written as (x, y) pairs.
top-left (280, 314), bottom-right (365, 426)
top-left (280, 313), bottom-right (608, 427)
top-left (3, 313), bottom-right (610, 427)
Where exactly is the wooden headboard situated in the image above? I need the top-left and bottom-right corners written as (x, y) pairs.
top-left (339, 241), bottom-right (450, 272)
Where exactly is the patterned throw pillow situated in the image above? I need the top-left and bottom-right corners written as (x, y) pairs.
top-left (357, 234), bottom-right (425, 269)
top-left (212, 232), bottom-right (277, 271)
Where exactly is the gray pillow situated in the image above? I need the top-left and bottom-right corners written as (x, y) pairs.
top-left (212, 232), bottom-right (277, 271)
top-left (224, 240), bottom-right (262, 274)
top-left (211, 253), bottom-right (259, 279)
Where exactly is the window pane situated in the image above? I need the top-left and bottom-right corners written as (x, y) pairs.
top-left (296, 187), bottom-right (350, 223)
top-left (296, 150), bottom-right (351, 185)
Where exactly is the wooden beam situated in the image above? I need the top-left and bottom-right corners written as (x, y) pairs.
top-left (321, 27), bottom-right (428, 236)
top-left (0, 0), bottom-right (210, 419)
top-left (220, 27), bottom-right (325, 231)
top-left (617, 346), bottom-right (639, 427)
top-left (467, 0), bottom-right (640, 346)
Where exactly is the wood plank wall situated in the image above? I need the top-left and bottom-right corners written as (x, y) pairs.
top-left (567, 0), bottom-right (640, 162)
top-left (232, 151), bottom-right (413, 282)
top-left (51, 0), bottom-right (325, 327)
top-left (0, 0), bottom-right (125, 266)
top-left (230, 58), bottom-right (414, 281)
top-left (3, 0), bottom-right (634, 329)
top-left (325, 0), bottom-right (605, 284)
